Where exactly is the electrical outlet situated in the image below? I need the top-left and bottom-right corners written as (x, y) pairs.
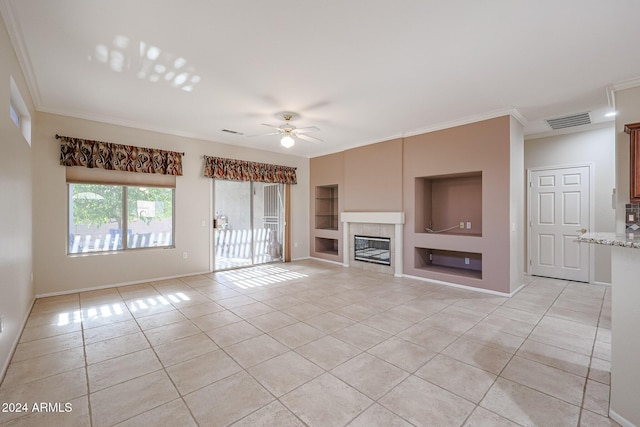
top-left (0, 315), bottom-right (4, 333)
top-left (464, 257), bottom-right (470, 265)
top-left (629, 214), bottom-right (635, 222)
top-left (182, 252), bottom-right (188, 259)
top-left (459, 222), bottom-right (465, 229)
top-left (429, 253), bottom-right (433, 261)
top-left (466, 222), bottom-right (472, 229)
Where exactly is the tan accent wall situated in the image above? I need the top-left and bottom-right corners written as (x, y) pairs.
top-left (344, 139), bottom-right (403, 212)
top-left (310, 115), bottom-right (524, 294)
top-left (309, 152), bottom-right (344, 263)
top-left (403, 116), bottom-right (514, 293)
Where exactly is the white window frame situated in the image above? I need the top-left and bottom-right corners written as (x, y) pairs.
top-left (68, 183), bottom-right (176, 255)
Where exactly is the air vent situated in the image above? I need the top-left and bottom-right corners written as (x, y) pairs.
top-left (221, 129), bottom-right (244, 135)
top-left (545, 112), bottom-right (591, 130)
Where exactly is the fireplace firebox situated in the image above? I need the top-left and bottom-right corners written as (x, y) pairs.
top-left (354, 235), bottom-right (391, 266)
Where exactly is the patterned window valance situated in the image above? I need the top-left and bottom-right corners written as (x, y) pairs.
top-left (58, 134), bottom-right (183, 176)
top-left (203, 155), bottom-right (297, 185)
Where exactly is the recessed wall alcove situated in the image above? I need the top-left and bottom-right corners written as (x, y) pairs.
top-left (415, 247), bottom-right (482, 279)
top-left (415, 172), bottom-right (482, 236)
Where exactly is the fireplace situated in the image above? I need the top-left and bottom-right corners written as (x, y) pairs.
top-left (354, 235), bottom-right (391, 266)
top-left (341, 212), bottom-right (404, 276)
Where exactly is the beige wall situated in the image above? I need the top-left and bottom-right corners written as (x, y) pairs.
top-left (0, 16), bottom-right (36, 380)
top-left (525, 126), bottom-right (616, 284)
top-left (33, 113), bottom-right (309, 295)
top-left (610, 246), bottom-right (640, 427)
top-left (609, 85), bottom-right (640, 427)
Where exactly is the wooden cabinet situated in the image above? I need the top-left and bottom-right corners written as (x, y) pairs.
top-left (625, 122), bottom-right (640, 202)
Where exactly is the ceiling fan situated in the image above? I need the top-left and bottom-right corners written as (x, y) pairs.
top-left (250, 112), bottom-right (323, 148)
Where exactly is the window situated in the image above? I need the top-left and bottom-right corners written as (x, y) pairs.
top-left (9, 101), bottom-right (20, 127)
top-left (68, 183), bottom-right (174, 254)
top-left (9, 76), bottom-right (31, 145)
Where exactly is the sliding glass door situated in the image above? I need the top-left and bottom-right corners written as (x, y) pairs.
top-left (213, 180), bottom-right (284, 271)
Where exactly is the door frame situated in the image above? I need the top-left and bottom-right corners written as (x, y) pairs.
top-left (526, 162), bottom-right (595, 283)
top-left (209, 179), bottom-right (289, 272)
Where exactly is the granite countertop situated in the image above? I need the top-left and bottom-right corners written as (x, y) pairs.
top-left (577, 232), bottom-right (640, 249)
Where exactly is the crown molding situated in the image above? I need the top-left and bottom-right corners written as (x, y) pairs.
top-left (402, 107), bottom-right (528, 138)
top-left (0, 0), bottom-right (43, 109)
top-left (38, 105), bottom-right (231, 144)
top-left (609, 76), bottom-right (640, 92)
top-left (311, 107), bottom-right (528, 158)
top-left (37, 105), bottom-right (314, 159)
top-left (606, 76), bottom-right (640, 109)
top-left (524, 120), bottom-right (614, 141)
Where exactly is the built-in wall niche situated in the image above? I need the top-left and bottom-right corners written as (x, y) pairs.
top-left (415, 171), bottom-right (482, 236)
top-left (315, 185), bottom-right (339, 230)
top-left (415, 247), bottom-right (482, 279)
top-left (315, 237), bottom-right (339, 256)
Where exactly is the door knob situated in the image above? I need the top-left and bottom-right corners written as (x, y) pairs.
top-left (576, 228), bottom-right (587, 234)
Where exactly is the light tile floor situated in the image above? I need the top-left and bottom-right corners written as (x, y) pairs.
top-left (0, 260), bottom-right (621, 426)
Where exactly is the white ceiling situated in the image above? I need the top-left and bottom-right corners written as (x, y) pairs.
top-left (3, 0), bottom-right (640, 158)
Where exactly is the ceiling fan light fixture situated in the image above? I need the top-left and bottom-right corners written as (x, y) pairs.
top-left (281, 135), bottom-right (295, 148)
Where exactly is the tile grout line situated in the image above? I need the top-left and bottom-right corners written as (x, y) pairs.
top-left (78, 293), bottom-right (94, 427)
top-left (576, 284), bottom-right (609, 426)
top-left (6, 265), bottom-right (614, 427)
top-left (110, 280), bottom-right (201, 427)
top-left (457, 278), bottom-right (573, 427)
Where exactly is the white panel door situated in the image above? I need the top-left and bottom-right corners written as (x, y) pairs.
top-left (530, 166), bottom-right (590, 282)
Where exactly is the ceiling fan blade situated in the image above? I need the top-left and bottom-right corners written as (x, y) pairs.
top-left (261, 123), bottom-right (281, 129)
top-left (246, 131), bottom-right (281, 138)
top-left (297, 133), bottom-right (323, 143)
top-left (294, 126), bottom-right (320, 133)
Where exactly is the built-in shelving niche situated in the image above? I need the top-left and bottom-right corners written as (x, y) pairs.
top-left (415, 248), bottom-right (482, 279)
top-left (315, 185), bottom-right (339, 230)
top-left (415, 171), bottom-right (482, 236)
top-left (315, 237), bottom-right (339, 256)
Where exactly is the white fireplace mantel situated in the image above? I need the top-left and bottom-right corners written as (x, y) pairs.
top-left (340, 212), bottom-right (405, 277)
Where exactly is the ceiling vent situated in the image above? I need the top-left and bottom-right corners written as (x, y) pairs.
top-left (545, 112), bottom-right (591, 130)
top-left (221, 129), bottom-right (244, 135)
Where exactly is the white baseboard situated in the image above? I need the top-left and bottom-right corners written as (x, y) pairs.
top-left (403, 274), bottom-right (525, 297)
top-left (592, 280), bottom-right (612, 286)
top-left (35, 270), bottom-right (212, 298)
top-left (0, 297), bottom-right (36, 385)
top-left (609, 408), bottom-right (637, 427)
